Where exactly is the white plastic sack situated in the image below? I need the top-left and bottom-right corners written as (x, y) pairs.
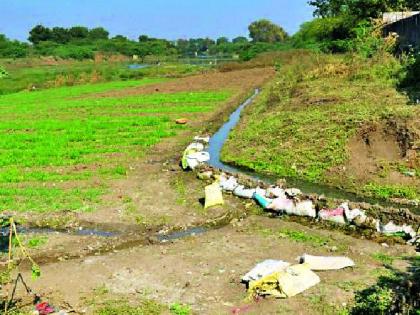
top-left (267, 197), bottom-right (295, 213)
top-left (266, 186), bottom-right (286, 198)
top-left (318, 204), bottom-right (346, 224)
top-left (255, 187), bottom-right (267, 198)
top-left (344, 208), bottom-right (366, 223)
top-left (186, 142), bottom-right (204, 152)
top-left (277, 264), bottom-right (320, 297)
top-left (300, 254), bottom-right (355, 270)
top-left (285, 188), bottom-right (302, 198)
top-left (242, 260), bottom-right (290, 283)
top-left (376, 221), bottom-right (417, 239)
top-left (294, 200), bottom-right (317, 218)
top-left (194, 136), bottom-right (210, 144)
top-left (186, 151), bottom-right (210, 170)
top-left (220, 176), bottom-right (239, 192)
top-left (233, 185), bottom-right (256, 199)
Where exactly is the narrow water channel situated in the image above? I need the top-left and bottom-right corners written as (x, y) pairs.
top-left (206, 89), bottom-right (419, 214)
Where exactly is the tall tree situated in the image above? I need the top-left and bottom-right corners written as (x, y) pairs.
top-left (232, 36), bottom-right (249, 44)
top-left (216, 37), bottom-right (229, 45)
top-left (89, 27), bottom-right (109, 40)
top-left (68, 26), bottom-right (89, 40)
top-left (28, 25), bottom-right (52, 44)
top-left (248, 19), bottom-right (288, 43)
top-left (51, 27), bottom-right (70, 44)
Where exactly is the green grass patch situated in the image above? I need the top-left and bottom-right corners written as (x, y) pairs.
top-left (0, 79), bottom-right (231, 212)
top-left (95, 299), bottom-right (164, 315)
top-left (222, 52), bottom-right (419, 200)
top-left (277, 229), bottom-right (329, 246)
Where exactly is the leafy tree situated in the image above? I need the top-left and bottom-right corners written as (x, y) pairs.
top-left (216, 37), bottom-right (229, 45)
top-left (309, 0), bottom-right (420, 19)
top-left (68, 26), bottom-right (89, 40)
top-left (28, 25), bottom-right (52, 44)
top-left (248, 19), bottom-right (288, 43)
top-left (232, 36), bottom-right (249, 44)
top-left (89, 27), bottom-right (109, 40)
top-left (51, 27), bottom-right (70, 44)
top-left (112, 35), bottom-right (128, 41)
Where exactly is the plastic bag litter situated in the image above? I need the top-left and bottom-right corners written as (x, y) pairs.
top-left (194, 136), bottom-right (210, 144)
top-left (182, 148), bottom-right (196, 169)
top-left (299, 254), bottom-right (355, 270)
top-left (266, 197), bottom-right (295, 213)
top-left (205, 182), bottom-right (224, 209)
top-left (376, 221), bottom-right (416, 239)
top-left (253, 192), bottom-right (272, 209)
top-left (248, 263), bottom-right (320, 298)
top-left (255, 187), bottom-right (267, 198)
top-left (285, 188), bottom-right (302, 198)
top-left (220, 176), bottom-right (239, 192)
top-left (344, 208), bottom-right (366, 223)
top-left (318, 204), bottom-right (346, 224)
top-left (233, 185), bottom-right (256, 199)
top-left (266, 186), bottom-right (286, 198)
top-left (185, 151), bottom-right (210, 170)
top-left (294, 200), bottom-right (317, 218)
top-left (186, 142), bottom-right (204, 152)
top-left (242, 260), bottom-right (290, 283)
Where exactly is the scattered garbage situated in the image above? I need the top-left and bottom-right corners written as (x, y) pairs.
top-left (266, 197), bottom-right (295, 214)
top-left (376, 221), bottom-right (417, 239)
top-left (299, 254), bottom-right (355, 270)
top-left (294, 200), bottom-right (317, 218)
top-left (253, 192), bottom-right (272, 209)
top-left (247, 263), bottom-right (320, 298)
top-left (233, 185), bottom-right (256, 199)
top-left (205, 182), bottom-right (224, 209)
top-left (344, 207), bottom-right (366, 223)
top-left (181, 135), bottom-right (418, 244)
top-left (186, 142), bottom-right (205, 152)
top-left (242, 260), bottom-right (290, 283)
top-left (185, 151), bottom-right (210, 170)
top-left (285, 188), bottom-right (302, 198)
top-left (318, 204), bottom-right (347, 225)
top-left (220, 176), bottom-right (239, 192)
top-left (175, 118), bottom-right (189, 125)
top-left (266, 186), bottom-right (286, 198)
top-left (243, 254), bottom-right (355, 299)
top-left (194, 135), bottom-right (210, 144)
top-left (35, 302), bottom-right (55, 315)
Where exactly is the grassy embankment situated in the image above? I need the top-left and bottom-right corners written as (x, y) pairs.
top-left (222, 51), bottom-right (420, 200)
top-left (0, 79), bottom-right (231, 212)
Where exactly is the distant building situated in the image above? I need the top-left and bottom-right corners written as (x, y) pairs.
top-left (383, 11), bottom-right (420, 50)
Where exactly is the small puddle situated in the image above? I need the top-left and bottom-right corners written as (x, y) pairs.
top-left (128, 64), bottom-right (149, 70)
top-left (207, 89), bottom-right (419, 213)
top-left (156, 227), bottom-right (208, 242)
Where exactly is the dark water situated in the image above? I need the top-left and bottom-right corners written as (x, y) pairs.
top-left (207, 89), bottom-right (260, 173)
top-left (128, 64), bottom-right (149, 70)
top-left (156, 227), bottom-right (207, 242)
top-left (206, 90), bottom-right (419, 214)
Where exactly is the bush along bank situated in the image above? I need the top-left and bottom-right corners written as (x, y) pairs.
top-left (181, 135), bottom-right (419, 247)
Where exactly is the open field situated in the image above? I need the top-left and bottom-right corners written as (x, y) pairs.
top-left (222, 51), bottom-right (420, 201)
top-left (0, 60), bottom-right (418, 315)
top-left (0, 57), bottom-right (205, 95)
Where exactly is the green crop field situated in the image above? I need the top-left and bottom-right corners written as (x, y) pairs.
top-left (0, 78), bottom-right (231, 212)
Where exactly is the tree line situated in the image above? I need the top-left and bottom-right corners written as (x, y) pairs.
top-left (0, 20), bottom-right (289, 61)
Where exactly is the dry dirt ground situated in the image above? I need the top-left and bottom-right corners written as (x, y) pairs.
top-left (21, 216), bottom-right (416, 314)
top-left (4, 68), bottom-right (417, 314)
